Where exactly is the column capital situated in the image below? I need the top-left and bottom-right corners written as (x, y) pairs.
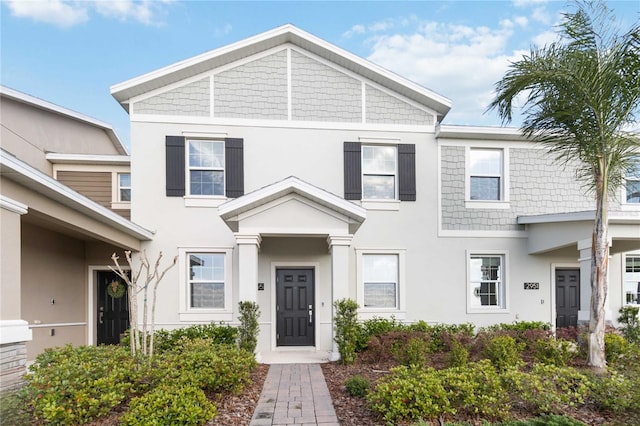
top-left (327, 234), bottom-right (353, 249)
top-left (234, 233), bottom-right (262, 247)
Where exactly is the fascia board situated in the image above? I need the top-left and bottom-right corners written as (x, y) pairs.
top-left (1, 149), bottom-right (152, 240)
top-left (46, 153), bottom-right (130, 165)
top-left (438, 124), bottom-right (529, 141)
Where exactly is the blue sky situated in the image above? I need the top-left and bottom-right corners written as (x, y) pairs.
top-left (2, 0), bottom-right (638, 150)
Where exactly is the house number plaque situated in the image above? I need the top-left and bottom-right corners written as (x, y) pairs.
top-left (524, 282), bottom-right (539, 290)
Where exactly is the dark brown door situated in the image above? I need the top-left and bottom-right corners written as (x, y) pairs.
top-left (276, 268), bottom-right (314, 346)
top-left (556, 269), bottom-right (580, 328)
top-left (97, 271), bottom-right (129, 345)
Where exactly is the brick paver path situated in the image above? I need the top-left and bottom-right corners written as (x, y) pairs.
top-left (249, 364), bottom-right (339, 426)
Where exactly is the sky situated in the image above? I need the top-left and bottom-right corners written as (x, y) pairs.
top-left (1, 0), bottom-right (639, 150)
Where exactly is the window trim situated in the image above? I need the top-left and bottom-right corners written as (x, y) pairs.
top-left (465, 147), bottom-right (510, 209)
top-left (117, 172), bottom-right (131, 203)
top-left (466, 250), bottom-right (509, 313)
top-left (186, 139), bottom-right (226, 198)
top-left (178, 247), bottom-right (233, 321)
top-left (356, 248), bottom-right (406, 319)
top-left (621, 156), bottom-right (640, 207)
top-left (623, 254), bottom-right (640, 306)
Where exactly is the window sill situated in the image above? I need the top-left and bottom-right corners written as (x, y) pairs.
top-left (184, 196), bottom-right (228, 207)
top-left (361, 200), bottom-right (401, 211)
top-left (619, 203), bottom-right (640, 211)
top-left (465, 200), bottom-right (510, 209)
top-left (111, 202), bottom-right (131, 210)
top-left (179, 311), bottom-right (233, 322)
top-left (466, 307), bottom-right (510, 314)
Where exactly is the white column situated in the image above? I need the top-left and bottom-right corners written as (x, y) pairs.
top-left (327, 234), bottom-right (353, 361)
top-left (235, 233), bottom-right (261, 303)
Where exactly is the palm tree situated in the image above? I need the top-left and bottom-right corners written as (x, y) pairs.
top-left (488, 1), bottom-right (640, 368)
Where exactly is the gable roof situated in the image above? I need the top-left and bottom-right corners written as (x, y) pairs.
top-left (110, 24), bottom-right (452, 121)
top-left (0, 85), bottom-right (128, 155)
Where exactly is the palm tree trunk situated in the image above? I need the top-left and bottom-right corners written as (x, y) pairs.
top-left (588, 172), bottom-right (609, 368)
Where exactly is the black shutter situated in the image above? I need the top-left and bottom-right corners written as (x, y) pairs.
top-left (166, 136), bottom-right (185, 197)
top-left (225, 138), bottom-right (244, 198)
top-left (344, 142), bottom-right (362, 200)
top-left (398, 144), bottom-right (416, 201)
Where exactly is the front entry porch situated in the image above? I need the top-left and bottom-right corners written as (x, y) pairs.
top-left (218, 177), bottom-right (366, 360)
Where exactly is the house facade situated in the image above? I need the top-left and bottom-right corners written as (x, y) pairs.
top-left (109, 24), bottom-right (640, 361)
top-left (0, 86), bottom-right (151, 390)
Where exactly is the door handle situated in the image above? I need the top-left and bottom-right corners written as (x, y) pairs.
top-left (308, 309), bottom-right (313, 325)
top-left (99, 311), bottom-right (104, 324)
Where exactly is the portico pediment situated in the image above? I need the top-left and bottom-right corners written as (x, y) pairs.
top-left (218, 176), bottom-right (366, 235)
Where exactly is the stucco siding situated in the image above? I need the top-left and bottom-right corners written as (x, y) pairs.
top-left (441, 145), bottom-right (594, 231)
top-left (366, 84), bottom-right (433, 125)
top-left (214, 50), bottom-right (288, 120)
top-left (291, 50), bottom-right (361, 123)
top-left (134, 77), bottom-right (210, 116)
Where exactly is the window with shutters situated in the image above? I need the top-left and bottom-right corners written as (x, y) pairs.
top-left (467, 251), bottom-right (508, 312)
top-left (344, 141), bottom-right (415, 209)
top-left (165, 136), bottom-right (244, 206)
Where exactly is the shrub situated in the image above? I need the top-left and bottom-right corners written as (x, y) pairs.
top-left (437, 360), bottom-right (509, 420)
top-left (129, 322), bottom-right (237, 353)
top-left (368, 365), bottom-right (453, 422)
top-left (333, 299), bottom-right (361, 364)
top-left (237, 301), bottom-right (260, 354)
top-left (0, 391), bottom-right (30, 425)
top-left (23, 345), bottom-right (142, 425)
top-left (121, 384), bottom-right (217, 426)
top-left (589, 369), bottom-right (637, 412)
top-left (344, 375), bottom-right (370, 397)
top-left (392, 336), bottom-right (429, 366)
top-left (604, 332), bottom-right (629, 363)
top-left (530, 364), bottom-right (590, 410)
top-left (446, 339), bottom-right (469, 367)
top-left (534, 337), bottom-right (576, 366)
top-left (617, 306), bottom-right (640, 344)
top-left (483, 335), bottom-right (524, 371)
top-left (157, 339), bottom-right (256, 394)
top-left (498, 415), bottom-right (588, 425)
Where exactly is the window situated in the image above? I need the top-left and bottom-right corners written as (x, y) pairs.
top-left (118, 173), bottom-right (131, 202)
top-left (188, 140), bottom-right (225, 196)
top-left (469, 149), bottom-right (503, 201)
top-left (625, 255), bottom-right (640, 305)
top-left (468, 253), bottom-right (506, 311)
top-left (362, 145), bottom-right (397, 200)
top-left (363, 254), bottom-right (398, 308)
top-left (188, 253), bottom-right (225, 309)
top-left (625, 157), bottom-right (640, 204)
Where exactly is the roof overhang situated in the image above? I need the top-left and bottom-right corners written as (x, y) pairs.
top-left (218, 176), bottom-right (366, 235)
top-left (437, 124), bottom-right (530, 141)
top-left (1, 149), bottom-right (152, 242)
top-left (518, 210), bottom-right (640, 254)
top-left (110, 24), bottom-right (451, 121)
top-left (46, 153), bottom-right (130, 166)
top-left (0, 85), bottom-right (128, 155)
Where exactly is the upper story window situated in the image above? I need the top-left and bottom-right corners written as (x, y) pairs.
top-left (362, 145), bottom-right (397, 200)
top-left (625, 157), bottom-right (640, 204)
top-left (625, 255), bottom-right (640, 305)
top-left (469, 148), bottom-right (503, 201)
top-left (468, 252), bottom-right (507, 311)
top-left (344, 141), bottom-right (416, 205)
top-left (188, 140), bottom-right (225, 196)
top-left (118, 173), bottom-right (131, 202)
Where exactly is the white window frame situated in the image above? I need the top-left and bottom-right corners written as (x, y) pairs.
top-left (466, 250), bottom-right (509, 313)
top-left (622, 156), bottom-right (640, 207)
top-left (356, 248), bottom-right (406, 319)
top-left (178, 247), bottom-right (233, 322)
top-left (186, 139), bottom-right (225, 198)
top-left (623, 254), bottom-right (640, 306)
top-left (117, 173), bottom-right (131, 203)
top-left (361, 144), bottom-right (398, 201)
top-left (465, 147), bottom-right (510, 209)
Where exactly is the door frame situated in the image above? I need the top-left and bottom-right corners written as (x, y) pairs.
top-left (87, 265), bottom-right (130, 346)
top-left (270, 262), bottom-right (319, 352)
top-left (551, 263), bottom-right (580, 332)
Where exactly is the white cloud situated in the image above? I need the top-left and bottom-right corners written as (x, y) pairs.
top-left (342, 24), bottom-right (365, 38)
top-left (365, 20), bottom-right (526, 125)
top-left (5, 0), bottom-right (89, 28)
top-left (4, 0), bottom-right (173, 28)
top-left (514, 16), bottom-right (528, 27)
top-left (532, 30), bottom-right (558, 46)
top-left (531, 6), bottom-right (552, 24)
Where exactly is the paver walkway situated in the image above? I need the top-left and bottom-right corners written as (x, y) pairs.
top-left (249, 364), bottom-right (339, 426)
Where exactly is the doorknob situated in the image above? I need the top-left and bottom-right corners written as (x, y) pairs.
top-left (308, 305), bottom-right (313, 326)
top-left (99, 311), bottom-right (104, 325)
